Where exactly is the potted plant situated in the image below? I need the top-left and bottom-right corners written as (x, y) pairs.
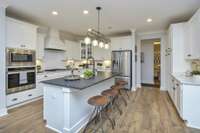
top-left (83, 69), bottom-right (94, 79)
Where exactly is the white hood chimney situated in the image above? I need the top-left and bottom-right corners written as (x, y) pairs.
top-left (45, 28), bottom-right (65, 51)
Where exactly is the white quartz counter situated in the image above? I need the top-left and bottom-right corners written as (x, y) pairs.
top-left (172, 73), bottom-right (200, 86)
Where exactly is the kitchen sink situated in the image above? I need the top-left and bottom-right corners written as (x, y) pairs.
top-left (64, 75), bottom-right (81, 81)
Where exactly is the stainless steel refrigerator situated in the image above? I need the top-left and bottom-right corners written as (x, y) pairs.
top-left (111, 50), bottom-right (132, 90)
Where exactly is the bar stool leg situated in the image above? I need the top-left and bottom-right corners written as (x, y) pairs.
top-left (124, 89), bottom-right (130, 99)
top-left (103, 110), bottom-right (115, 130)
top-left (113, 97), bottom-right (122, 115)
top-left (119, 90), bottom-right (127, 106)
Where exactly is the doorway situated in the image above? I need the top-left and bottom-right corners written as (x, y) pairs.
top-left (141, 38), bottom-right (161, 88)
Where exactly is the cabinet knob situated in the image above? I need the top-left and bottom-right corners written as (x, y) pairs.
top-left (28, 94), bottom-right (33, 97)
top-left (187, 54), bottom-right (191, 57)
top-left (173, 87), bottom-right (176, 90)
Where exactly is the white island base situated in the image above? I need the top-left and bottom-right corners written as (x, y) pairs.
top-left (43, 78), bottom-right (115, 133)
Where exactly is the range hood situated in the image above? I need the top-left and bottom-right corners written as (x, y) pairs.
top-left (45, 28), bottom-right (66, 51)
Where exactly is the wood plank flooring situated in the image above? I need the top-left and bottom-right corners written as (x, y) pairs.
top-left (0, 86), bottom-right (200, 133)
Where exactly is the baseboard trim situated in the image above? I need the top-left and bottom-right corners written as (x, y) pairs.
top-left (0, 108), bottom-right (8, 117)
top-left (63, 113), bottom-right (90, 133)
top-left (136, 84), bottom-right (141, 88)
top-left (46, 124), bottom-right (62, 133)
top-left (186, 123), bottom-right (200, 130)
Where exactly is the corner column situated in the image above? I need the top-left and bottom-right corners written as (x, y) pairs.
top-left (0, 1), bottom-right (8, 116)
top-left (130, 29), bottom-right (136, 91)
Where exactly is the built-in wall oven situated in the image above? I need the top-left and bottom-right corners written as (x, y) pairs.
top-left (7, 67), bottom-right (36, 94)
top-left (6, 48), bottom-right (36, 94)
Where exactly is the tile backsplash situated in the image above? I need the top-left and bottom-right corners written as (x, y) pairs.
top-left (191, 60), bottom-right (200, 71)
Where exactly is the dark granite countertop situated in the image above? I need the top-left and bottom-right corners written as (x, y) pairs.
top-left (41, 72), bottom-right (119, 90)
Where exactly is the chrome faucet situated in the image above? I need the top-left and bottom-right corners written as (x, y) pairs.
top-left (87, 56), bottom-right (95, 76)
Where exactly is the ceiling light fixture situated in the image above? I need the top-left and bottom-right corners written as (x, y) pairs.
top-left (84, 7), bottom-right (110, 49)
top-left (83, 10), bottom-right (89, 14)
top-left (52, 11), bottom-right (58, 16)
top-left (147, 18), bottom-right (152, 23)
top-left (88, 28), bottom-right (92, 32)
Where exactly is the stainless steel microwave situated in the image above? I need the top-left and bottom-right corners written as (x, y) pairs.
top-left (6, 48), bottom-right (36, 67)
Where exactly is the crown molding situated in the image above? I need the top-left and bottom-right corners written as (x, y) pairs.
top-left (0, 0), bottom-right (9, 8)
top-left (136, 30), bottom-right (167, 36)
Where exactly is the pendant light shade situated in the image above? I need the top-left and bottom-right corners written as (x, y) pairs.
top-left (84, 37), bottom-right (91, 45)
top-left (92, 39), bottom-right (98, 46)
top-left (99, 42), bottom-right (104, 48)
top-left (104, 43), bottom-right (109, 49)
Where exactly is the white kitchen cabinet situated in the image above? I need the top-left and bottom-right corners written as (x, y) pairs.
top-left (169, 76), bottom-right (200, 129)
top-left (6, 17), bottom-right (38, 50)
top-left (168, 23), bottom-right (190, 73)
top-left (7, 88), bottom-right (42, 107)
top-left (64, 40), bottom-right (80, 60)
top-left (111, 36), bottom-right (133, 51)
top-left (184, 9), bottom-right (200, 59)
top-left (93, 46), bottom-right (111, 60)
top-left (36, 33), bottom-right (46, 59)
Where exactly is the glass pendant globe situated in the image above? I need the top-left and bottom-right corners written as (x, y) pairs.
top-left (92, 39), bottom-right (98, 46)
top-left (99, 42), bottom-right (104, 48)
top-left (104, 43), bottom-right (109, 49)
top-left (84, 37), bottom-right (91, 45)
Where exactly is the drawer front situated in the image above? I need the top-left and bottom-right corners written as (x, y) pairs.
top-left (7, 89), bottom-right (42, 107)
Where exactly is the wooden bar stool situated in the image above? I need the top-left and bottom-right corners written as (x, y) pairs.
top-left (111, 85), bottom-right (127, 106)
top-left (116, 80), bottom-right (130, 99)
top-left (83, 95), bottom-right (114, 133)
top-left (101, 88), bottom-right (122, 115)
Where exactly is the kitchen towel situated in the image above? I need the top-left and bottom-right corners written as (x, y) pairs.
top-left (20, 71), bottom-right (28, 84)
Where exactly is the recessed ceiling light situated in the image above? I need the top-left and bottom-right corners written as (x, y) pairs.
top-left (52, 11), bottom-right (58, 16)
top-left (88, 28), bottom-right (92, 32)
top-left (147, 18), bottom-right (152, 23)
top-left (83, 10), bottom-right (89, 15)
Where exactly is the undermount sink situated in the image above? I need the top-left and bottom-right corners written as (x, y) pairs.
top-left (64, 75), bottom-right (81, 81)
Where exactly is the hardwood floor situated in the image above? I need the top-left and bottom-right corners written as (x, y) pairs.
top-left (0, 87), bottom-right (200, 133)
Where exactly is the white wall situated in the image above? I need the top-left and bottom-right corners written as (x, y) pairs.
top-left (141, 42), bottom-right (154, 84)
top-left (0, 5), bottom-right (7, 116)
top-left (136, 31), bottom-right (168, 90)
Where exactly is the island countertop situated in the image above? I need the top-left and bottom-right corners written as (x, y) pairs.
top-left (41, 72), bottom-right (119, 90)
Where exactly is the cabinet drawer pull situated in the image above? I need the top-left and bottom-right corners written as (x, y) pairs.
top-left (12, 98), bottom-right (18, 101)
top-left (187, 54), bottom-right (191, 57)
top-left (28, 94), bottom-right (33, 97)
top-left (173, 87), bottom-right (176, 90)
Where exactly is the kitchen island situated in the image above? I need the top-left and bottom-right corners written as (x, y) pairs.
top-left (42, 72), bottom-right (119, 133)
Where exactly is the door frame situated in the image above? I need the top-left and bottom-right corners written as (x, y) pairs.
top-left (136, 31), bottom-right (167, 91)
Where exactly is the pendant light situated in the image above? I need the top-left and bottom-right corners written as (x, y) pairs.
top-left (84, 7), bottom-right (110, 49)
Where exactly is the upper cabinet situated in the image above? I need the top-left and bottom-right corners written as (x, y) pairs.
top-left (110, 36), bottom-right (133, 51)
top-left (93, 46), bottom-right (111, 60)
top-left (184, 9), bottom-right (200, 59)
top-left (6, 17), bottom-right (38, 50)
top-left (168, 23), bottom-right (190, 73)
top-left (64, 40), bottom-right (80, 60)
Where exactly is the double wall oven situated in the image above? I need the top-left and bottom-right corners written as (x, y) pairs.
top-left (6, 48), bottom-right (36, 94)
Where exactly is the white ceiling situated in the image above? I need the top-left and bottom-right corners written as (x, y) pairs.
top-left (6, 0), bottom-right (200, 36)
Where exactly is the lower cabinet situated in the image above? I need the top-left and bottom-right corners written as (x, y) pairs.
top-left (169, 76), bottom-right (200, 128)
top-left (170, 77), bottom-right (182, 116)
top-left (7, 88), bottom-right (43, 107)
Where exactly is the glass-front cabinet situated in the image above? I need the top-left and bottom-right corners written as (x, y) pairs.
top-left (80, 42), bottom-right (93, 59)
